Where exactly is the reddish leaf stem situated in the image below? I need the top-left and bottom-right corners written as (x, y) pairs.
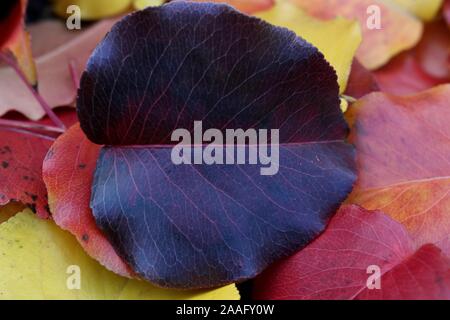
top-left (0, 52), bottom-right (66, 130)
top-left (0, 125), bottom-right (57, 141)
top-left (0, 118), bottom-right (64, 134)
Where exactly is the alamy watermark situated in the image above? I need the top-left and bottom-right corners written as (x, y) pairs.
top-left (66, 265), bottom-right (81, 290)
top-left (171, 121), bottom-right (280, 176)
top-left (66, 5), bottom-right (81, 30)
top-left (366, 5), bottom-right (382, 30)
top-left (366, 265), bottom-right (381, 290)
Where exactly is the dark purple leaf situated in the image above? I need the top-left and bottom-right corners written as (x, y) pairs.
top-left (77, 1), bottom-right (356, 289)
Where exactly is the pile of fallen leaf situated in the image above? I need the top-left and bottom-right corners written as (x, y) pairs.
top-left (0, 0), bottom-right (449, 300)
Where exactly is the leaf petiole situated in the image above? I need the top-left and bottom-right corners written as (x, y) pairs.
top-left (341, 94), bottom-right (357, 103)
top-left (0, 125), bottom-right (57, 141)
top-left (0, 118), bottom-right (65, 134)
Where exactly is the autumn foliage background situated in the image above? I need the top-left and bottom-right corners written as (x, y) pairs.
top-left (0, 0), bottom-right (449, 300)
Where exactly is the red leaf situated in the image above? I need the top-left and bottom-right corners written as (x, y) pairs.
top-left (253, 205), bottom-right (450, 300)
top-left (0, 109), bottom-right (77, 218)
top-left (42, 123), bottom-right (133, 277)
top-left (374, 20), bottom-right (450, 95)
top-left (345, 59), bottom-right (380, 99)
top-left (356, 244), bottom-right (450, 300)
top-left (0, 130), bottom-right (49, 216)
top-left (444, 0), bottom-right (450, 27)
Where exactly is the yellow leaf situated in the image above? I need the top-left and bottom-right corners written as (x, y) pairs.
top-left (255, 0), bottom-right (361, 93)
top-left (290, 0), bottom-right (423, 70)
top-left (391, 0), bottom-right (444, 21)
top-left (8, 30), bottom-right (37, 87)
top-left (0, 210), bottom-right (240, 300)
top-left (133, 0), bottom-right (165, 10)
top-left (53, 0), bottom-right (132, 20)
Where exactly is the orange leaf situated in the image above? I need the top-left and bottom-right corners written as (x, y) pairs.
top-left (347, 85), bottom-right (450, 256)
top-left (290, 0), bottom-right (423, 69)
top-left (43, 124), bottom-right (133, 277)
